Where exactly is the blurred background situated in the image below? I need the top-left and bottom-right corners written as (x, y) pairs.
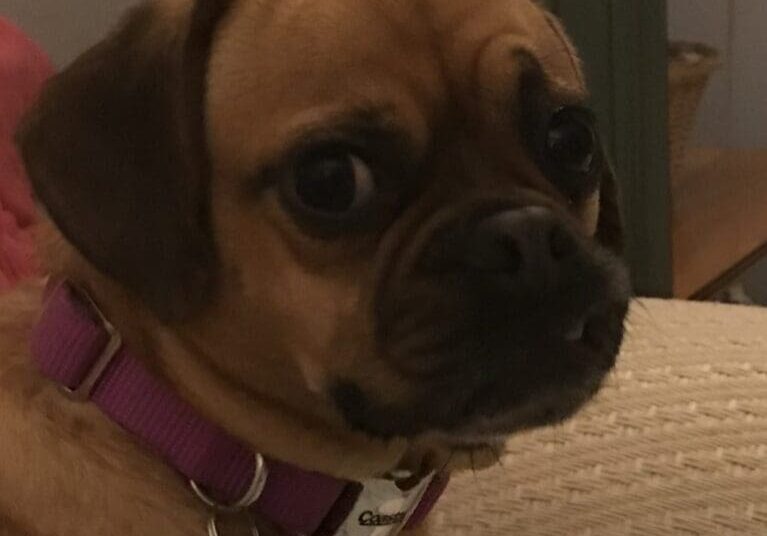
top-left (667, 1), bottom-right (767, 305)
top-left (2, 0), bottom-right (133, 68)
top-left (547, 0), bottom-right (767, 306)
top-left (2, 0), bottom-right (766, 305)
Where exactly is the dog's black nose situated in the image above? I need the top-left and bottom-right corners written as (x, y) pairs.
top-left (464, 207), bottom-right (577, 280)
top-left (411, 203), bottom-right (621, 352)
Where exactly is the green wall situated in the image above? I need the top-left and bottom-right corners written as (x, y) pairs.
top-left (546, 1), bottom-right (672, 297)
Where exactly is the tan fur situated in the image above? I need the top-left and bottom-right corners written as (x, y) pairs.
top-left (0, 1), bottom-right (602, 533)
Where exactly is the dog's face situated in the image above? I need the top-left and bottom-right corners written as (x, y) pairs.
top-left (20, 0), bottom-right (629, 450)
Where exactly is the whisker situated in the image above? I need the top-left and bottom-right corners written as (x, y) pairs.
top-left (629, 298), bottom-right (672, 339)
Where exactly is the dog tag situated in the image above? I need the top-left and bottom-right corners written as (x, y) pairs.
top-left (333, 473), bottom-right (435, 536)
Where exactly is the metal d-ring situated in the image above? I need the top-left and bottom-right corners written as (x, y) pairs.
top-left (207, 514), bottom-right (260, 536)
top-left (191, 453), bottom-right (269, 513)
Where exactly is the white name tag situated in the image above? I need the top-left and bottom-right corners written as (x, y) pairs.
top-left (333, 473), bottom-right (435, 536)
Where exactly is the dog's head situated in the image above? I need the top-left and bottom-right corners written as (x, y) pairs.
top-left (19, 0), bottom-right (629, 455)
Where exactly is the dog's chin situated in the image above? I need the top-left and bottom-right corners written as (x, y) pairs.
top-left (333, 372), bottom-right (606, 443)
top-left (437, 379), bottom-right (605, 446)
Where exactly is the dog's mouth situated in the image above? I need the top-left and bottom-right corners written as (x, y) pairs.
top-left (332, 302), bottom-right (626, 441)
top-left (332, 204), bottom-right (630, 441)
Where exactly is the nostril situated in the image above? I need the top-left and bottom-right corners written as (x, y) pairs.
top-left (494, 233), bottom-right (524, 274)
top-left (463, 231), bottom-right (523, 274)
top-left (431, 207), bottom-right (579, 276)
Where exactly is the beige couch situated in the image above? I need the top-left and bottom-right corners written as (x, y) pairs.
top-left (430, 299), bottom-right (767, 535)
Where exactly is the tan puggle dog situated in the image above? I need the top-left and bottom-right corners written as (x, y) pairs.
top-left (1, 0), bottom-right (629, 534)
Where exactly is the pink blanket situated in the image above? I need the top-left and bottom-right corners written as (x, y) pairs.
top-left (0, 18), bottom-right (52, 290)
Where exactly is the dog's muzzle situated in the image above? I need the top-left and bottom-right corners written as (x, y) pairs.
top-left (335, 204), bottom-right (630, 439)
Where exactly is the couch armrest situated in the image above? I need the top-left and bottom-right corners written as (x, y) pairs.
top-left (430, 299), bottom-right (767, 535)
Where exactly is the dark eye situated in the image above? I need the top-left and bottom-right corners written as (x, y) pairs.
top-left (290, 150), bottom-right (376, 216)
top-left (545, 106), bottom-right (598, 176)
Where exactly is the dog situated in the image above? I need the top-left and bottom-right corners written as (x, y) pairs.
top-left (0, 0), bottom-right (630, 534)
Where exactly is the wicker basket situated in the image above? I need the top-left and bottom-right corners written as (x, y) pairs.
top-left (668, 41), bottom-right (721, 175)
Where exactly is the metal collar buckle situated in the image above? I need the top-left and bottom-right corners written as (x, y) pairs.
top-left (61, 284), bottom-right (123, 401)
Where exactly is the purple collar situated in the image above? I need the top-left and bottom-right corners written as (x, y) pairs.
top-left (31, 282), bottom-right (447, 535)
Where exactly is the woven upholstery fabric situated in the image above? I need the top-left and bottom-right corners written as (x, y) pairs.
top-left (429, 299), bottom-right (767, 536)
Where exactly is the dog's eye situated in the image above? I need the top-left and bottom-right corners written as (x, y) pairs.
top-left (545, 106), bottom-right (597, 176)
top-left (535, 105), bottom-right (603, 202)
top-left (291, 151), bottom-right (376, 215)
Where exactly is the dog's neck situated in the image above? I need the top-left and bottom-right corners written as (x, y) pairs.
top-left (38, 226), bottom-right (440, 482)
top-left (147, 315), bottom-right (411, 481)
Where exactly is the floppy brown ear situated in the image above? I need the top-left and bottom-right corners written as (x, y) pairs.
top-left (595, 164), bottom-right (625, 255)
top-left (16, 0), bottom-right (231, 321)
